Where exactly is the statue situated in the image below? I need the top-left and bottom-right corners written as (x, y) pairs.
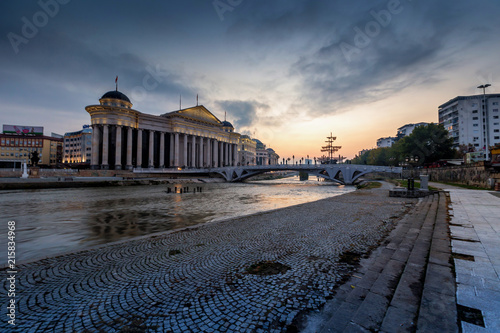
top-left (29, 151), bottom-right (40, 167)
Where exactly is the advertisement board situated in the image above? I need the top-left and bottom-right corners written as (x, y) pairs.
top-left (2, 125), bottom-right (44, 135)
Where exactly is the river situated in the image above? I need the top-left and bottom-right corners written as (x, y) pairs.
top-left (0, 176), bottom-right (354, 265)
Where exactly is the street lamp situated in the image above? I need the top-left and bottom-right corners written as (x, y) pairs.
top-left (477, 84), bottom-right (491, 161)
top-left (405, 155), bottom-right (419, 190)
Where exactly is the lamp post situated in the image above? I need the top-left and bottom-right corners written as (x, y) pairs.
top-left (477, 84), bottom-right (491, 161)
top-left (405, 155), bottom-right (420, 190)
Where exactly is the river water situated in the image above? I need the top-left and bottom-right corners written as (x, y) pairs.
top-left (0, 176), bottom-right (353, 265)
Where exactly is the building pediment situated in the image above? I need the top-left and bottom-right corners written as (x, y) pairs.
top-left (162, 105), bottom-right (222, 126)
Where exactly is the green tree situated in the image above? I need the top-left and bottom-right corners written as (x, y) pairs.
top-left (392, 123), bottom-right (454, 165)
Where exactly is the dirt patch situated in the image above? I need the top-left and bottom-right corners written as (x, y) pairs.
top-left (457, 304), bottom-right (485, 327)
top-left (338, 251), bottom-right (362, 265)
top-left (452, 253), bottom-right (475, 261)
top-left (245, 261), bottom-right (291, 275)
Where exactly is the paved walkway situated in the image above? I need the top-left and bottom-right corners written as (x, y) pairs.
top-left (445, 187), bottom-right (500, 332)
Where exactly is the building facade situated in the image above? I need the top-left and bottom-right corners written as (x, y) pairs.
top-left (0, 125), bottom-right (62, 167)
top-left (376, 136), bottom-right (396, 148)
top-left (63, 125), bottom-right (92, 165)
top-left (439, 94), bottom-right (500, 159)
top-left (397, 122), bottom-right (429, 137)
top-left (86, 90), bottom-right (242, 170)
top-left (238, 135), bottom-right (256, 166)
top-left (252, 139), bottom-right (280, 165)
top-left (266, 148), bottom-right (280, 165)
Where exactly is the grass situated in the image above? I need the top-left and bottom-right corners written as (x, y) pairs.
top-left (395, 179), bottom-right (439, 191)
top-left (356, 181), bottom-right (382, 189)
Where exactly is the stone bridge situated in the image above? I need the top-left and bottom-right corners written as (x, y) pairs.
top-left (134, 164), bottom-right (402, 185)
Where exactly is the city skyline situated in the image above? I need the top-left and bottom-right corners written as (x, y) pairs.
top-left (1, 0), bottom-right (500, 159)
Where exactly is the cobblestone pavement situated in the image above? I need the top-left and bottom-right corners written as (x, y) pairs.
top-left (1, 188), bottom-right (413, 332)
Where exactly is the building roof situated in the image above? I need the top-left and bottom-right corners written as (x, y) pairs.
top-left (221, 120), bottom-right (234, 128)
top-left (100, 90), bottom-right (131, 103)
top-left (438, 94), bottom-right (500, 109)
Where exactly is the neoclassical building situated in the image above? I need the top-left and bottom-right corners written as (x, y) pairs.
top-left (86, 90), bottom-right (241, 170)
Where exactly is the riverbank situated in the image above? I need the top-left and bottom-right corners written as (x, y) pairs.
top-left (0, 185), bottom-right (415, 332)
top-left (0, 176), bottom-right (224, 190)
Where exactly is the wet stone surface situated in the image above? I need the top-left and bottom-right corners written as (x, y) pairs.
top-left (1, 189), bottom-right (412, 332)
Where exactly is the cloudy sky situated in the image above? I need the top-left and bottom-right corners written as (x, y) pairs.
top-left (1, 0), bottom-right (499, 159)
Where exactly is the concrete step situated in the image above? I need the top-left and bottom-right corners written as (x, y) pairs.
top-left (318, 194), bottom-right (438, 332)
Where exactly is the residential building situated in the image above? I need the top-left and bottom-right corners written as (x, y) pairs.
top-left (439, 94), bottom-right (500, 160)
top-left (63, 125), bottom-right (92, 165)
top-left (376, 137), bottom-right (396, 148)
top-left (397, 122), bottom-right (429, 137)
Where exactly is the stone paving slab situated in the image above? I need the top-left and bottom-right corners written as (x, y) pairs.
top-left (446, 189), bottom-right (500, 332)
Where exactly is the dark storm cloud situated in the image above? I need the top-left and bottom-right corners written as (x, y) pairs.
top-left (286, 0), bottom-right (500, 116)
top-left (215, 99), bottom-right (269, 129)
top-left (222, 0), bottom-right (500, 117)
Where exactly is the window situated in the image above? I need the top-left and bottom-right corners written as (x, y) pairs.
top-left (473, 117), bottom-right (478, 120)
top-left (473, 124), bottom-right (479, 127)
top-left (494, 129), bottom-right (499, 133)
top-left (472, 110), bottom-right (478, 113)
top-left (494, 116), bottom-right (499, 119)
top-left (493, 102), bottom-right (499, 105)
top-left (474, 144), bottom-right (479, 147)
top-left (493, 109), bottom-right (499, 112)
top-left (495, 136), bottom-right (500, 140)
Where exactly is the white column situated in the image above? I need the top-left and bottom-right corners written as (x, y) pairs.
top-left (183, 133), bottom-right (188, 166)
top-left (126, 127), bottom-right (133, 169)
top-left (102, 124), bottom-right (109, 169)
top-left (207, 139), bottom-right (212, 167)
top-left (174, 133), bottom-right (179, 166)
top-left (159, 132), bottom-right (165, 168)
top-left (137, 129), bottom-right (143, 168)
top-left (91, 125), bottom-right (100, 168)
top-left (224, 142), bottom-right (229, 166)
top-left (191, 135), bottom-right (196, 168)
top-left (115, 126), bottom-right (122, 170)
top-left (214, 140), bottom-right (219, 167)
top-left (199, 137), bottom-right (204, 168)
top-left (169, 133), bottom-right (174, 167)
top-left (149, 130), bottom-right (154, 168)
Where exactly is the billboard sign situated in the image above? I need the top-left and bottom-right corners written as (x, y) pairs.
top-left (3, 125), bottom-right (43, 136)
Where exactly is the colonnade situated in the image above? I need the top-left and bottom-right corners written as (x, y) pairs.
top-left (91, 124), bottom-right (238, 170)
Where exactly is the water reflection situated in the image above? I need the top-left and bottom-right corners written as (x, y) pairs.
top-left (0, 176), bottom-right (353, 265)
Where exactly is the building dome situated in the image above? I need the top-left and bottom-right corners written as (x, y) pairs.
top-left (221, 120), bottom-right (234, 128)
top-left (101, 90), bottom-right (131, 103)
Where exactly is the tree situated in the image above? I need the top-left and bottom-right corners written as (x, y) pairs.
top-left (392, 123), bottom-right (454, 165)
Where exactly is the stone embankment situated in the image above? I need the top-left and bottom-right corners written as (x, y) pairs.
top-left (1, 187), bottom-right (413, 332)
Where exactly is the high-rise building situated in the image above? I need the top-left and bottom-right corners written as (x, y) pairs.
top-left (397, 122), bottom-right (429, 137)
top-left (63, 125), bottom-right (92, 165)
top-left (376, 137), bottom-right (396, 148)
top-left (439, 94), bottom-right (500, 160)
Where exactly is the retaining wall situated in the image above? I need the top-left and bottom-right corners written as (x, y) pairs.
top-left (420, 162), bottom-right (499, 189)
